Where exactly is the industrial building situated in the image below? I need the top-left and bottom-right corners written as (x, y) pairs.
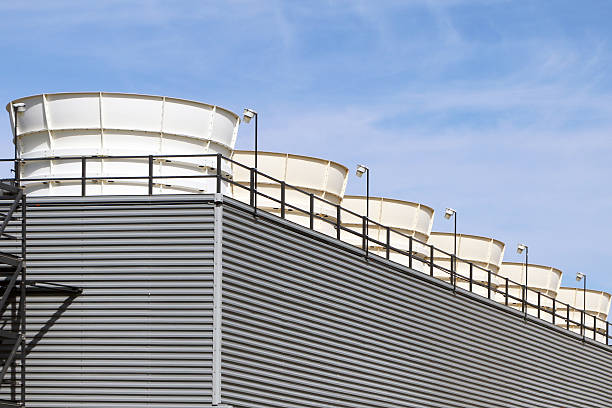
top-left (0, 92), bottom-right (610, 407)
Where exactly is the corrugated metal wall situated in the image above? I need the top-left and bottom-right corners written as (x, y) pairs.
top-left (0, 195), bottom-right (216, 408)
top-left (0, 193), bottom-right (610, 408)
top-left (221, 198), bottom-right (612, 408)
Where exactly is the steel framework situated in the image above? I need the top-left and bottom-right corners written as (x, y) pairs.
top-left (0, 182), bottom-right (81, 408)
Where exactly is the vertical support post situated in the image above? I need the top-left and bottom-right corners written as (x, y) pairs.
top-left (607, 322), bottom-right (609, 346)
top-left (505, 277), bottom-right (508, 306)
top-left (362, 216), bottom-right (368, 258)
top-left (593, 316), bottom-right (597, 341)
top-left (522, 285), bottom-right (526, 314)
top-left (487, 270), bottom-right (491, 299)
top-left (249, 168), bottom-right (255, 207)
top-left (385, 227), bottom-right (390, 260)
top-left (408, 236), bottom-right (413, 270)
top-left (451, 255), bottom-right (456, 292)
top-left (280, 182), bottom-right (286, 219)
top-left (81, 157), bottom-right (87, 197)
top-left (309, 194), bottom-right (314, 230)
top-left (20, 194), bottom-right (26, 405)
top-left (582, 310), bottom-right (585, 339)
top-left (148, 155), bottom-right (153, 196)
top-left (336, 205), bottom-right (341, 240)
top-left (216, 153), bottom-right (222, 194)
top-left (13, 106), bottom-right (20, 190)
top-left (453, 213), bottom-right (457, 273)
top-left (469, 263), bottom-right (473, 292)
top-left (566, 307), bottom-right (570, 330)
top-left (552, 299), bottom-right (556, 325)
top-left (537, 292), bottom-right (541, 319)
top-left (429, 245), bottom-right (434, 277)
top-left (14, 160), bottom-right (20, 189)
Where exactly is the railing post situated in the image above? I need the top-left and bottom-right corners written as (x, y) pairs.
top-left (469, 263), bottom-right (473, 292)
top-left (216, 153), bottom-right (222, 194)
top-left (487, 270), bottom-right (491, 299)
top-left (537, 292), bottom-right (541, 319)
top-left (451, 255), bottom-right (456, 292)
top-left (362, 216), bottom-right (367, 255)
top-left (249, 168), bottom-right (255, 207)
top-left (309, 194), bottom-right (314, 229)
top-left (81, 157), bottom-right (87, 197)
top-left (336, 205), bottom-right (341, 240)
top-left (280, 182), bottom-right (286, 219)
top-left (148, 155), bottom-right (153, 195)
top-left (505, 277), bottom-right (508, 306)
top-left (566, 307), bottom-right (570, 330)
top-left (607, 322), bottom-right (610, 346)
top-left (593, 315), bottom-right (597, 341)
top-left (14, 159), bottom-right (20, 188)
top-left (429, 245), bottom-right (434, 277)
top-left (385, 227), bottom-right (390, 260)
top-left (552, 299), bottom-right (556, 325)
top-left (408, 236), bottom-right (413, 270)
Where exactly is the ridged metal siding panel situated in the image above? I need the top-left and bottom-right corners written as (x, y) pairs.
top-left (0, 195), bottom-right (216, 407)
top-left (220, 199), bottom-right (612, 408)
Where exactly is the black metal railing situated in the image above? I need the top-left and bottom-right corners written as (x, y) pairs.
top-left (3, 153), bottom-right (611, 346)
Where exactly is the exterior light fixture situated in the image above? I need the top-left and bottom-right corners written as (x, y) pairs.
top-left (242, 108), bottom-right (256, 124)
top-left (576, 272), bottom-right (587, 324)
top-left (517, 243), bottom-right (529, 315)
top-left (242, 108), bottom-right (258, 170)
top-left (355, 164), bottom-right (370, 243)
top-left (12, 103), bottom-right (26, 182)
top-left (355, 164), bottom-right (368, 178)
top-left (444, 208), bottom-right (457, 267)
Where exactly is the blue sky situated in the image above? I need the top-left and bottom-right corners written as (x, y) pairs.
top-left (1, 1), bottom-right (611, 295)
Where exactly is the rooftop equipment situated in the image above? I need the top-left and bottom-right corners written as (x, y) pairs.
top-left (427, 232), bottom-right (505, 297)
top-left (7, 92), bottom-right (240, 196)
top-left (340, 195), bottom-right (434, 270)
top-left (555, 288), bottom-right (611, 340)
top-left (497, 262), bottom-right (562, 320)
top-left (230, 150), bottom-right (349, 236)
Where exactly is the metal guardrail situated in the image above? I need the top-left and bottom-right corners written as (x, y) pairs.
top-left (3, 153), bottom-right (611, 346)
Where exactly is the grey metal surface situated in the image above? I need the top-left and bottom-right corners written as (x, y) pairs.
top-left (220, 198), bottom-right (612, 408)
top-left (0, 193), bottom-right (610, 407)
top-left (0, 195), bottom-right (216, 408)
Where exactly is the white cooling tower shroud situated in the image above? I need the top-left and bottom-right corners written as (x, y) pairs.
top-left (555, 288), bottom-right (611, 340)
top-left (340, 196), bottom-right (434, 270)
top-left (427, 232), bottom-right (506, 297)
top-left (7, 93), bottom-right (240, 196)
top-left (497, 262), bottom-right (562, 311)
top-left (230, 151), bottom-right (349, 236)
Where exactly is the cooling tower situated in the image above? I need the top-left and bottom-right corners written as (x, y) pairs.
top-left (230, 151), bottom-right (349, 236)
top-left (555, 288), bottom-right (611, 339)
top-left (497, 262), bottom-right (562, 315)
top-left (7, 92), bottom-right (240, 196)
top-left (340, 196), bottom-right (434, 270)
top-left (427, 232), bottom-right (505, 297)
